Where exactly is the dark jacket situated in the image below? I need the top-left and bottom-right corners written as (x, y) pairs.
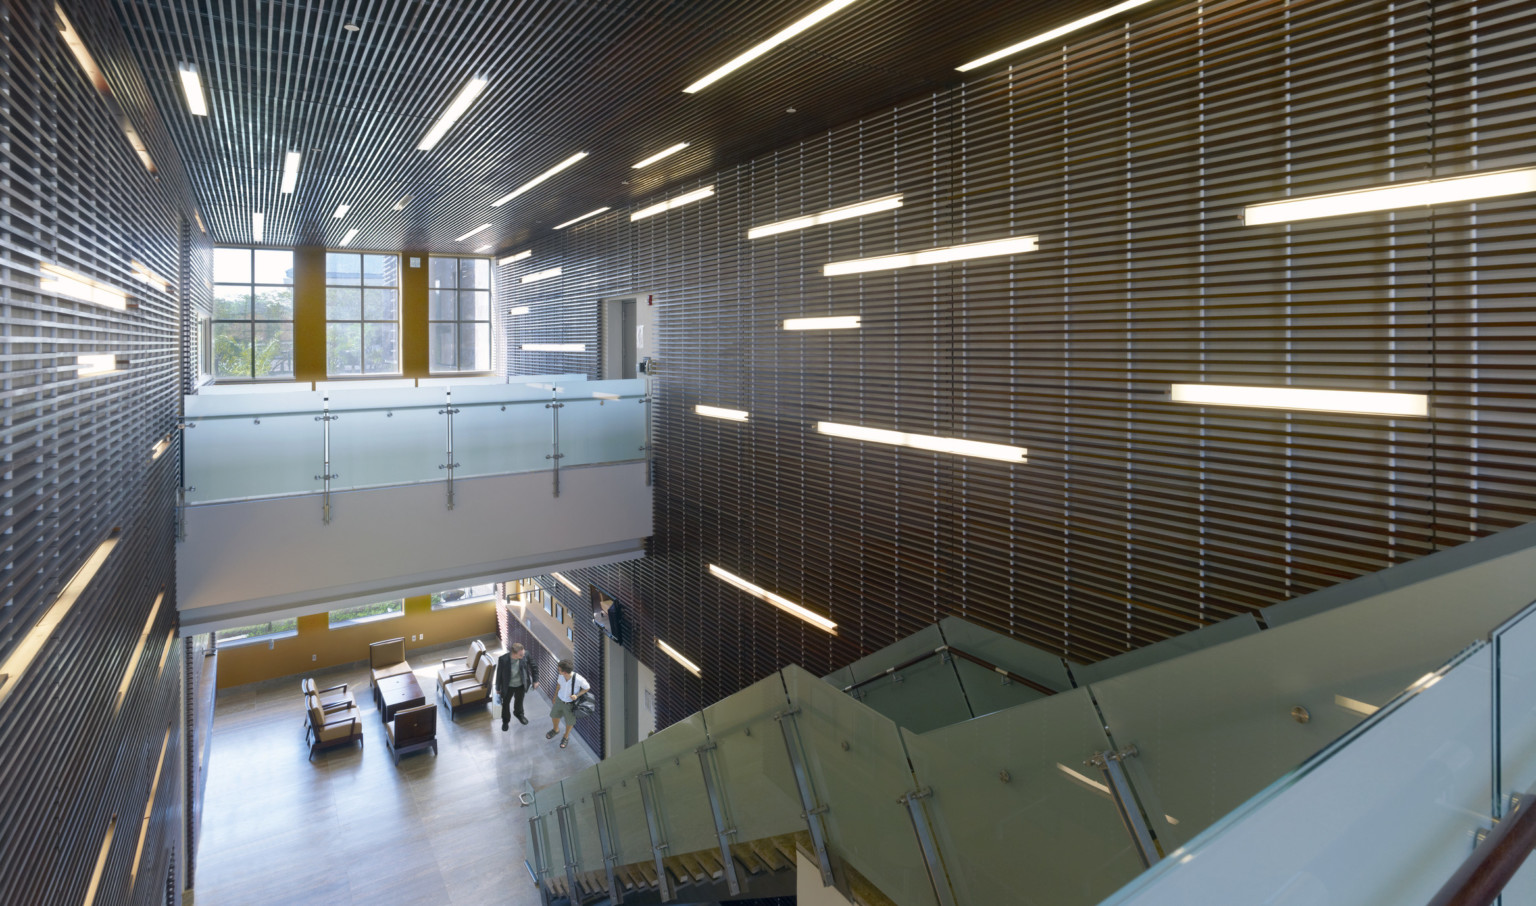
top-left (495, 651), bottom-right (539, 697)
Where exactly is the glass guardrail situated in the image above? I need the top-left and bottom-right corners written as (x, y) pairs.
top-left (182, 377), bottom-right (647, 504)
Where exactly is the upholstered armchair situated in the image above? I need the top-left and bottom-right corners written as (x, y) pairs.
top-left (305, 693), bottom-right (363, 759)
top-left (435, 639), bottom-right (487, 689)
top-left (440, 655), bottom-right (494, 719)
top-left (368, 637), bottom-right (412, 705)
top-left (385, 703), bottom-right (438, 764)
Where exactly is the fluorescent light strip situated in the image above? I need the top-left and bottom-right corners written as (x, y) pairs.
top-left (392, 194), bottom-right (411, 211)
top-left (824, 235), bottom-right (1038, 276)
top-left (784, 316), bottom-right (860, 330)
top-left (708, 564), bottom-right (837, 633)
top-left (748, 194), bottom-right (903, 239)
top-left (151, 434), bottom-right (172, 460)
top-left (121, 122), bottom-right (156, 172)
top-left (492, 152), bottom-right (589, 206)
top-left (339, 229), bottom-right (359, 246)
top-left (194, 211), bottom-right (206, 233)
top-left (82, 816), bottom-right (117, 906)
top-left (155, 630), bottom-right (175, 674)
top-left (683, 0), bottom-right (863, 93)
top-left (657, 639), bottom-right (703, 677)
top-left (554, 207), bottom-right (610, 230)
top-left (631, 186), bottom-right (715, 222)
top-left (550, 572), bottom-right (582, 594)
top-left (476, 244), bottom-right (492, 253)
top-left (509, 306), bottom-right (531, 315)
top-left (696, 405), bottom-right (749, 422)
top-left (1243, 167), bottom-right (1536, 226)
top-left (498, 250), bottom-right (532, 265)
top-left (178, 63), bottom-right (208, 115)
top-left (41, 264), bottom-right (130, 311)
top-left (1168, 383), bottom-right (1429, 417)
top-left (129, 260), bottom-right (170, 292)
top-left (130, 730), bottom-right (172, 885)
top-left (332, 203), bottom-right (350, 219)
top-left (817, 421), bottom-right (1027, 463)
top-left (77, 353), bottom-right (119, 377)
top-left (455, 223), bottom-right (491, 242)
top-left (521, 266), bottom-right (562, 284)
top-left (632, 142), bottom-right (690, 169)
top-left (114, 592), bottom-right (164, 714)
top-left (55, 6), bottom-right (109, 93)
top-left (252, 212), bottom-right (265, 243)
top-left (958, 0), bottom-right (1159, 72)
top-left (0, 536), bottom-right (118, 710)
top-left (280, 151), bottom-right (301, 194)
top-left (417, 77), bottom-right (488, 151)
top-left (523, 343), bottom-right (586, 352)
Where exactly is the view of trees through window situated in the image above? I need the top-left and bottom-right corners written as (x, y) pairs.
top-left (215, 618), bottom-right (297, 644)
top-left (326, 252), bottom-right (399, 375)
top-left (213, 247), bottom-right (295, 379)
top-left (428, 257), bottom-right (492, 372)
top-left (327, 599), bottom-right (404, 627)
top-left (431, 583), bottom-right (496, 608)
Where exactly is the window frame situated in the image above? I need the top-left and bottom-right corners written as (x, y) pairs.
top-left (215, 618), bottom-right (298, 647)
top-left (427, 255), bottom-right (494, 374)
top-left (325, 250), bottom-right (402, 378)
top-left (211, 246), bottom-right (295, 381)
top-left (430, 583), bottom-right (497, 610)
top-left (327, 599), bottom-right (405, 628)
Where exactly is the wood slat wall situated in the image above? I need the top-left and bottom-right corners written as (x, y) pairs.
top-left (0, 0), bottom-right (200, 903)
top-left (505, 0), bottom-right (1536, 727)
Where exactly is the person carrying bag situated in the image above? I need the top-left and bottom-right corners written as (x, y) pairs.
top-left (546, 659), bottom-right (591, 749)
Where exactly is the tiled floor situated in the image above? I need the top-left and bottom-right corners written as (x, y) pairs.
top-left (192, 637), bottom-right (596, 905)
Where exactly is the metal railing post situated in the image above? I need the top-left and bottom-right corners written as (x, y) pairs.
top-left (554, 803), bottom-right (581, 902)
top-left (528, 814), bottom-right (554, 903)
top-left (635, 770), bottom-right (674, 902)
top-left (642, 372), bottom-right (653, 487)
top-left (546, 395), bottom-right (564, 498)
top-left (696, 741), bottom-right (743, 895)
top-left (775, 707), bottom-right (836, 886)
top-left (1089, 745), bottom-right (1162, 868)
top-left (314, 400), bottom-right (338, 524)
top-left (898, 787), bottom-right (959, 906)
top-left (437, 390), bottom-right (460, 510)
top-left (591, 788), bottom-right (625, 903)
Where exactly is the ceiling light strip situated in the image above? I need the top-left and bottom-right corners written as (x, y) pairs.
top-left (493, 152), bottom-right (589, 207)
top-left (748, 194), bottom-right (903, 239)
top-left (708, 564), bottom-right (837, 633)
top-left (784, 316), bottom-right (860, 330)
top-left (339, 229), bottom-right (359, 247)
top-left (1168, 383), bottom-right (1429, 417)
top-left (77, 353), bottom-right (120, 377)
top-left (332, 204), bottom-right (350, 219)
top-left (392, 194), bottom-right (412, 211)
top-left (632, 142), bottom-right (690, 168)
top-left (657, 639), bottom-right (703, 677)
top-left (550, 572), bottom-right (582, 594)
top-left (0, 536), bottom-right (118, 710)
top-left (817, 421), bottom-right (1027, 462)
top-left (683, 0), bottom-right (863, 93)
top-left (632, 186), bottom-right (715, 221)
top-left (958, 0), bottom-right (1159, 71)
top-left (554, 207), bottom-right (610, 230)
top-left (509, 306), bottom-right (531, 315)
top-left (114, 592), bottom-right (164, 714)
top-left (417, 77), bottom-right (488, 151)
top-left (523, 343), bottom-right (586, 352)
top-left (498, 250), bottom-right (532, 265)
top-left (521, 267), bottom-right (562, 284)
top-left (455, 223), bottom-right (491, 242)
top-left (177, 64), bottom-right (208, 115)
top-left (41, 264), bottom-right (131, 310)
top-left (280, 151), bottom-right (301, 194)
top-left (696, 405), bottom-right (749, 422)
top-left (252, 212), bottom-right (265, 243)
top-left (824, 235), bottom-right (1038, 276)
top-left (1243, 167), bottom-right (1536, 225)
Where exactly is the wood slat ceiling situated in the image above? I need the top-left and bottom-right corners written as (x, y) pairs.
top-left (110, 0), bottom-right (1112, 255)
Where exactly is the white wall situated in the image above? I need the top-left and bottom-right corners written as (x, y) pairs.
top-left (177, 461), bottom-right (650, 633)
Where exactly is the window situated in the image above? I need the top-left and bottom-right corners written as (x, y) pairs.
top-left (214, 618), bottom-right (297, 645)
top-left (431, 583), bottom-right (496, 610)
top-left (428, 257), bottom-right (492, 372)
top-left (328, 599), bottom-right (403, 627)
top-left (213, 247), bottom-right (294, 379)
top-left (326, 252), bottom-right (399, 375)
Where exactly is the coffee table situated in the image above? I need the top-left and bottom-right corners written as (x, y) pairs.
top-left (377, 672), bottom-right (426, 723)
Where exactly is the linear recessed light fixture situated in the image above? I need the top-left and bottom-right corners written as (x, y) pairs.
top-left (178, 63), bottom-right (209, 116)
top-left (455, 223), bottom-right (491, 242)
top-left (130, 730), bottom-right (171, 885)
top-left (83, 816), bottom-right (117, 906)
top-left (194, 210), bottom-right (206, 233)
top-left (958, 0), bottom-right (1159, 72)
top-left (417, 77), bottom-right (488, 151)
top-left (339, 229), bottom-right (359, 246)
top-left (784, 316), bottom-right (860, 330)
top-left (476, 244), bottom-right (492, 253)
top-left (1168, 383), bottom-right (1429, 417)
top-left (824, 235), bottom-right (1038, 276)
top-left (554, 207), bottom-right (609, 230)
top-left (748, 194), bottom-right (903, 239)
top-left (683, 0), bottom-right (863, 93)
top-left (708, 564), bottom-right (837, 633)
top-left (521, 267), bottom-right (562, 284)
top-left (657, 639), bottom-right (703, 677)
top-left (391, 193), bottom-right (411, 211)
top-left (280, 151), bottom-right (301, 194)
top-left (129, 260), bottom-right (171, 292)
top-left (56, 7), bottom-right (155, 171)
top-left (632, 186), bottom-right (715, 221)
top-left (817, 421), bottom-right (1027, 462)
top-left (509, 306), bottom-right (531, 315)
top-left (696, 405), bottom-right (749, 422)
top-left (498, 250), bottom-right (532, 265)
top-left (492, 152), bottom-right (589, 207)
top-left (1242, 167), bottom-right (1536, 226)
top-left (151, 433), bottom-right (173, 461)
top-left (77, 353), bottom-right (121, 377)
top-left (0, 535), bottom-right (118, 710)
top-left (523, 343), bottom-right (586, 352)
top-left (252, 212), bottom-right (265, 243)
top-left (114, 592), bottom-right (164, 714)
top-left (41, 264), bottom-right (131, 311)
top-left (550, 572), bottom-right (582, 594)
top-left (632, 142), bottom-right (690, 169)
top-left (332, 204), bottom-right (350, 219)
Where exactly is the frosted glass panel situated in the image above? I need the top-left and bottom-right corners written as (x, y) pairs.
top-left (700, 672), bottom-right (803, 843)
top-left (454, 401), bottom-right (551, 479)
top-left (329, 404), bottom-right (444, 490)
top-left (1103, 646), bottom-right (1493, 906)
top-left (639, 713), bottom-right (717, 858)
top-left (557, 766), bottom-right (608, 876)
top-left (594, 744), bottom-right (653, 868)
top-left (184, 411), bottom-right (324, 502)
top-left (1497, 604), bottom-right (1536, 902)
top-left (559, 398), bottom-right (645, 466)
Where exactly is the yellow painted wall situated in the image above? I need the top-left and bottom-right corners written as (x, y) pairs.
top-left (214, 594), bottom-right (497, 689)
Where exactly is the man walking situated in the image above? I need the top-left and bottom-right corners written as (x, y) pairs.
top-left (495, 643), bottom-right (539, 731)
